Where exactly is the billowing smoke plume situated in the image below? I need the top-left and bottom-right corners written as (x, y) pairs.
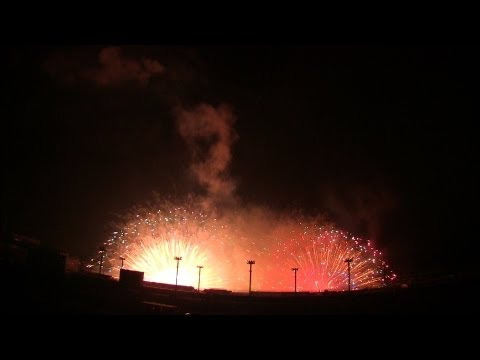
top-left (45, 46), bottom-right (236, 204)
top-left (175, 103), bottom-right (238, 205)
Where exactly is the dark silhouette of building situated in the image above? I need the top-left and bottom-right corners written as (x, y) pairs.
top-left (119, 268), bottom-right (144, 287)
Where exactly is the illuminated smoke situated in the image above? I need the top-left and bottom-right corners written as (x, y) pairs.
top-left (45, 46), bottom-right (165, 86)
top-left (175, 103), bottom-right (238, 204)
top-left (90, 47), bottom-right (165, 86)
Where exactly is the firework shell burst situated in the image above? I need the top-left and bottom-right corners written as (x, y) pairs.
top-left (94, 199), bottom-right (252, 291)
top-left (91, 198), bottom-right (395, 292)
top-left (262, 220), bottom-right (396, 292)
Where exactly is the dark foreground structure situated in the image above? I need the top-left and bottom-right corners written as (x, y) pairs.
top-left (0, 261), bottom-right (477, 315)
top-left (1, 235), bottom-right (477, 315)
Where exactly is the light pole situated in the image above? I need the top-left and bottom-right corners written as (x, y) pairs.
top-left (174, 256), bottom-right (182, 293)
top-left (247, 260), bottom-right (255, 295)
top-left (119, 256), bottom-right (125, 269)
top-left (344, 258), bottom-right (353, 291)
top-left (197, 265), bottom-right (204, 292)
top-left (98, 246), bottom-right (106, 274)
top-left (291, 267), bottom-right (299, 293)
top-left (382, 261), bottom-right (387, 287)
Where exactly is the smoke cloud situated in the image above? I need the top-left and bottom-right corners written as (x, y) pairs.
top-left (45, 46), bottom-right (165, 86)
top-left (175, 103), bottom-right (238, 205)
top-left (88, 47), bottom-right (165, 86)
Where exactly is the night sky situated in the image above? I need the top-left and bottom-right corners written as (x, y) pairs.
top-left (3, 45), bottom-right (477, 277)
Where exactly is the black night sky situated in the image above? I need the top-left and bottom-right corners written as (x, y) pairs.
top-left (3, 45), bottom-right (478, 278)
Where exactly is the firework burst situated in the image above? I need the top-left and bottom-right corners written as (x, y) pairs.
top-left (92, 198), bottom-right (252, 290)
top-left (90, 198), bottom-right (395, 292)
top-left (263, 221), bottom-right (396, 292)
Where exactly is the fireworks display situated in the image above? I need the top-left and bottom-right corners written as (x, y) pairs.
top-left (86, 101), bottom-right (397, 292)
top-left (261, 221), bottom-right (396, 292)
top-left (91, 197), bottom-right (395, 292)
